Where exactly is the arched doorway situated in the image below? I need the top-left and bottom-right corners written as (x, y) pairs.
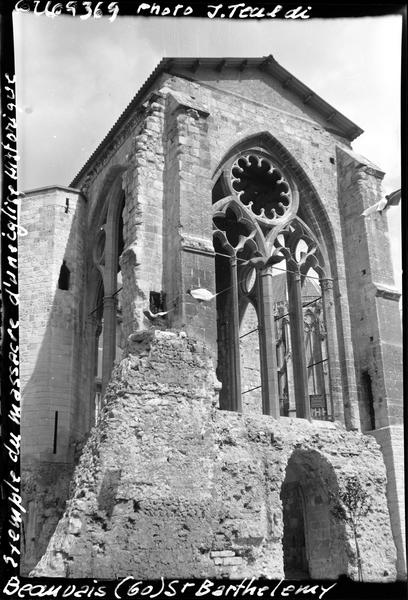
top-left (280, 449), bottom-right (347, 580)
top-left (281, 480), bottom-right (309, 578)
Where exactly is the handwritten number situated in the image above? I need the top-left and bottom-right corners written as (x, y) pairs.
top-left (80, 1), bottom-right (92, 19)
top-left (108, 2), bottom-right (119, 21)
top-left (93, 1), bottom-right (104, 17)
top-left (66, 1), bottom-right (77, 15)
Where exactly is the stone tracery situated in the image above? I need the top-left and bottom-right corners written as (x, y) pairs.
top-left (231, 153), bottom-right (291, 222)
top-left (213, 149), bottom-right (332, 420)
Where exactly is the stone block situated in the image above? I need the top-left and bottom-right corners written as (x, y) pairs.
top-left (222, 556), bottom-right (243, 566)
top-left (210, 550), bottom-right (235, 558)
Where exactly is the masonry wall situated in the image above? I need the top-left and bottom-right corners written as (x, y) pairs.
top-left (31, 332), bottom-right (396, 581)
top-left (82, 74), bottom-right (170, 340)
top-left (20, 187), bottom-right (86, 462)
top-left (154, 71), bottom-right (360, 428)
top-left (336, 147), bottom-right (405, 577)
top-left (161, 91), bottom-right (217, 355)
top-left (19, 187), bottom-right (87, 572)
top-left (72, 72), bottom-right (361, 424)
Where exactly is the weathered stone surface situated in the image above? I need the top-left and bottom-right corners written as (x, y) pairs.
top-left (32, 332), bottom-right (396, 581)
top-left (19, 59), bottom-right (403, 580)
top-left (21, 463), bottom-right (74, 574)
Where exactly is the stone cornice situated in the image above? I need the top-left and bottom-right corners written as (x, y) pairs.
top-left (336, 146), bottom-right (385, 179)
top-left (181, 234), bottom-right (215, 256)
top-left (372, 282), bottom-right (401, 302)
top-left (22, 185), bottom-right (85, 199)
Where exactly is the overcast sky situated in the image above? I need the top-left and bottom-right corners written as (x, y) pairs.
top-left (13, 13), bottom-right (402, 285)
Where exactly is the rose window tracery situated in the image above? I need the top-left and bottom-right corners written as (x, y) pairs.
top-left (231, 154), bottom-right (291, 223)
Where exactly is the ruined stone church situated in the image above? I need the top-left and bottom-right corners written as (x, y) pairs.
top-left (19, 56), bottom-right (404, 580)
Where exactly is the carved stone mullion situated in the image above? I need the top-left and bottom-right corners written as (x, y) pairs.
top-left (287, 267), bottom-right (310, 420)
top-left (320, 277), bottom-right (344, 423)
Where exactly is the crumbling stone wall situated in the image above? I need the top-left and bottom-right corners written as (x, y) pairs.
top-left (32, 331), bottom-right (396, 581)
top-left (337, 147), bottom-right (405, 577)
top-left (21, 464), bottom-right (73, 574)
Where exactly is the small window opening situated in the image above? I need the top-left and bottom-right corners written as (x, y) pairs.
top-left (53, 411), bottom-right (59, 454)
top-left (149, 291), bottom-right (166, 314)
top-left (65, 198), bottom-right (70, 214)
top-left (329, 157), bottom-right (335, 165)
top-left (361, 371), bottom-right (375, 430)
top-left (361, 269), bottom-right (366, 275)
top-left (58, 260), bottom-right (70, 290)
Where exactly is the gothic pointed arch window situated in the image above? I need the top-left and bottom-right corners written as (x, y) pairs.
top-left (88, 187), bottom-right (125, 423)
top-left (212, 148), bottom-right (333, 420)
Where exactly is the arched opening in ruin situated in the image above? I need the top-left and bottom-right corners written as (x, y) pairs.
top-left (94, 279), bottom-right (104, 422)
top-left (281, 449), bottom-right (347, 580)
top-left (87, 182), bottom-right (126, 419)
top-left (212, 146), bottom-right (334, 420)
top-left (281, 479), bottom-right (309, 578)
top-left (240, 298), bottom-right (262, 413)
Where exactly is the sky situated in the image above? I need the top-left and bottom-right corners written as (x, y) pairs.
top-left (13, 12), bottom-right (402, 286)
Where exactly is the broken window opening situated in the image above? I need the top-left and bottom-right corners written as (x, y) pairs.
top-left (302, 269), bottom-right (330, 421)
top-left (149, 291), bottom-right (167, 315)
top-left (92, 280), bottom-right (104, 425)
top-left (58, 260), bottom-right (70, 290)
top-left (213, 149), bottom-right (332, 421)
top-left (275, 296), bottom-right (294, 418)
top-left (115, 197), bottom-right (126, 363)
top-left (89, 189), bottom-right (126, 417)
top-left (240, 299), bottom-right (262, 414)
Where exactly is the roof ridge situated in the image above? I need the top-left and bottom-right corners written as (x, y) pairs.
top-left (70, 56), bottom-right (363, 189)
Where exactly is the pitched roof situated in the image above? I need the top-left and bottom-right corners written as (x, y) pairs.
top-left (70, 56), bottom-right (363, 188)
